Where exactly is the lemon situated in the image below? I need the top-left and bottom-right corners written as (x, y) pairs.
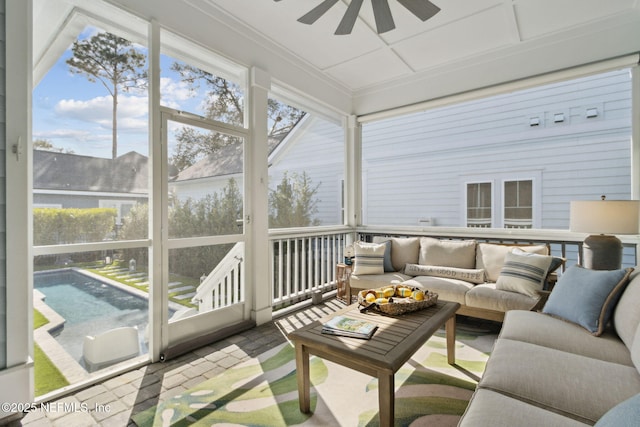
top-left (382, 287), bottom-right (395, 298)
top-left (396, 287), bottom-right (412, 297)
top-left (365, 293), bottom-right (377, 303)
top-left (413, 290), bottom-right (425, 301)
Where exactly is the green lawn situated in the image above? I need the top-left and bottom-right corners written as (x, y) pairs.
top-left (34, 343), bottom-right (69, 396)
top-left (33, 309), bottom-right (70, 396)
top-left (87, 261), bottom-right (198, 308)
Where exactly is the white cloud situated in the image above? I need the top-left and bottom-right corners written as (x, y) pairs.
top-left (54, 94), bottom-right (149, 131)
top-left (160, 77), bottom-right (194, 109)
top-left (33, 128), bottom-right (107, 143)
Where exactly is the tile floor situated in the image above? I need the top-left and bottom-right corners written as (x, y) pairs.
top-left (10, 299), bottom-right (346, 427)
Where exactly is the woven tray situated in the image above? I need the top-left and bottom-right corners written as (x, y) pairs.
top-left (357, 285), bottom-right (438, 316)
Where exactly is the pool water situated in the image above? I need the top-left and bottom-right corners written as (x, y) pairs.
top-left (35, 269), bottom-right (150, 371)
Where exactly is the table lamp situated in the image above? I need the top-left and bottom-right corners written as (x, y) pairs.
top-left (570, 197), bottom-right (640, 270)
top-left (344, 244), bottom-right (354, 265)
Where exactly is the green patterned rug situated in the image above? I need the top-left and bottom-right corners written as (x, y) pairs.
top-left (132, 324), bottom-right (496, 427)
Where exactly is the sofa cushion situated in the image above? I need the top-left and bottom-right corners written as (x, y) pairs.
top-left (613, 269), bottom-right (640, 351)
top-left (496, 250), bottom-right (553, 297)
top-left (543, 266), bottom-right (633, 336)
top-left (352, 241), bottom-right (386, 275)
top-left (476, 243), bottom-right (548, 283)
top-left (349, 272), bottom-right (412, 291)
top-left (465, 283), bottom-right (539, 312)
top-left (418, 237), bottom-right (477, 269)
top-left (595, 393), bottom-right (640, 427)
top-left (479, 338), bottom-right (640, 424)
top-left (404, 263), bottom-right (485, 284)
top-left (402, 276), bottom-right (473, 305)
top-left (372, 236), bottom-right (420, 272)
top-left (632, 325), bottom-right (640, 376)
top-left (499, 310), bottom-right (634, 366)
top-left (459, 389), bottom-right (591, 427)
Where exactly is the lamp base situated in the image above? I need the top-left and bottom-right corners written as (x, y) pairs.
top-left (583, 234), bottom-right (622, 270)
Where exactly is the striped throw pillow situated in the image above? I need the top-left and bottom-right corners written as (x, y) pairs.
top-left (352, 242), bottom-right (386, 275)
top-left (496, 250), bottom-right (552, 297)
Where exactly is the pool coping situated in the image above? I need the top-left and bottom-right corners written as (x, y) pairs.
top-left (33, 289), bottom-right (90, 384)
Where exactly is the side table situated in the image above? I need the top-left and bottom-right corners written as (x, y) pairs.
top-left (335, 263), bottom-right (352, 304)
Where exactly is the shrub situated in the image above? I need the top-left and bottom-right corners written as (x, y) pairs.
top-left (33, 208), bottom-right (117, 245)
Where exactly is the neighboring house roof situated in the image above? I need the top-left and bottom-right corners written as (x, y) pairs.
top-left (33, 150), bottom-right (148, 194)
top-left (172, 119), bottom-right (300, 182)
top-left (171, 141), bottom-right (244, 181)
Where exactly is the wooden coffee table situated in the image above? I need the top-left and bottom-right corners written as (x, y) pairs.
top-left (289, 300), bottom-right (460, 427)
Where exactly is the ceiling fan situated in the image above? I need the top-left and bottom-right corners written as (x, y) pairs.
top-left (273, 0), bottom-right (441, 35)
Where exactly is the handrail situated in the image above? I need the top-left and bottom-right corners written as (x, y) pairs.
top-left (268, 225), bottom-right (639, 310)
top-left (355, 225), bottom-right (640, 245)
top-left (197, 226), bottom-right (639, 312)
top-left (192, 242), bottom-right (245, 311)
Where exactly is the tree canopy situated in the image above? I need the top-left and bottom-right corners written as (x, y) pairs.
top-left (169, 61), bottom-right (305, 172)
top-left (269, 172), bottom-right (320, 228)
top-left (67, 32), bottom-right (147, 159)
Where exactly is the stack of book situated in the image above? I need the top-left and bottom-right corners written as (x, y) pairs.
top-left (321, 315), bottom-right (378, 339)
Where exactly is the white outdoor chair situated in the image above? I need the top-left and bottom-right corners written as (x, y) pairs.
top-left (83, 326), bottom-right (140, 371)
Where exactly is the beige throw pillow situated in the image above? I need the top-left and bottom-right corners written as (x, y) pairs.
top-left (418, 237), bottom-right (477, 269)
top-left (476, 243), bottom-right (548, 283)
top-left (405, 264), bottom-right (485, 284)
top-left (372, 236), bottom-right (420, 272)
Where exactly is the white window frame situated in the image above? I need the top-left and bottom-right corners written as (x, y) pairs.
top-left (463, 171), bottom-right (542, 228)
top-left (465, 181), bottom-right (494, 228)
top-left (503, 179), bottom-right (534, 229)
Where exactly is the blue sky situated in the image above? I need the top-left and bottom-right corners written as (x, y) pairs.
top-left (32, 28), bottom-right (212, 159)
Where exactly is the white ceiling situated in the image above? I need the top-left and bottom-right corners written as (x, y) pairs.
top-left (33, 0), bottom-right (640, 116)
top-left (206, 0), bottom-right (640, 113)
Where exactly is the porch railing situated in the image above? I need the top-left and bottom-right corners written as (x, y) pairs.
top-left (191, 242), bottom-right (245, 311)
top-left (193, 226), bottom-right (638, 312)
top-left (270, 227), bottom-right (351, 308)
top-left (270, 225), bottom-right (638, 308)
top-left (357, 225), bottom-right (639, 272)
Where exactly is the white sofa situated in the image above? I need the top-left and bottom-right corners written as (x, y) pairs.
top-left (349, 237), bottom-right (562, 321)
top-left (459, 265), bottom-right (640, 426)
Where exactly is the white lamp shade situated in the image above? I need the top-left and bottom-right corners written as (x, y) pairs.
top-left (570, 200), bottom-right (640, 235)
top-left (344, 244), bottom-right (354, 257)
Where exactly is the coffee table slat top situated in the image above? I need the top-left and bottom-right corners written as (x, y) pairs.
top-left (289, 301), bottom-right (459, 372)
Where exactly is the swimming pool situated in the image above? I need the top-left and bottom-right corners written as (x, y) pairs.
top-left (34, 269), bottom-right (150, 371)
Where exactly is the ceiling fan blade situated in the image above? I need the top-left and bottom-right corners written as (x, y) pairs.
top-left (298, 0), bottom-right (340, 25)
top-left (371, 0), bottom-right (395, 33)
top-left (397, 0), bottom-right (441, 21)
top-left (335, 0), bottom-right (364, 35)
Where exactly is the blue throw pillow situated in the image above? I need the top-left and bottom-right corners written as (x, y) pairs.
top-left (542, 265), bottom-right (633, 336)
top-left (595, 393), bottom-right (640, 426)
top-left (382, 240), bottom-right (394, 272)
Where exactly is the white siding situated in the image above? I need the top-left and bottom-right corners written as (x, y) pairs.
top-left (362, 69), bottom-right (632, 228)
top-left (0, 0), bottom-right (6, 369)
top-left (170, 175), bottom-right (242, 203)
top-left (269, 116), bottom-right (345, 226)
top-left (170, 115), bottom-right (345, 227)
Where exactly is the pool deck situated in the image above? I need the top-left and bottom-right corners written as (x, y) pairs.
top-left (33, 290), bottom-right (91, 384)
top-left (13, 297), bottom-right (348, 426)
